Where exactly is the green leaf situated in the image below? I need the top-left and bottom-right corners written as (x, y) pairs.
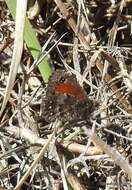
top-left (5, 0), bottom-right (52, 82)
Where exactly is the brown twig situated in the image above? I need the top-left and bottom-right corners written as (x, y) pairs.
top-left (85, 128), bottom-right (132, 179)
top-left (53, 0), bottom-right (90, 50)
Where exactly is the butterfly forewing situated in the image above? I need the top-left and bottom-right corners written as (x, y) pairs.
top-left (41, 70), bottom-right (94, 125)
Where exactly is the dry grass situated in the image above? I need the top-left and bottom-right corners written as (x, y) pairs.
top-left (0, 0), bottom-right (132, 189)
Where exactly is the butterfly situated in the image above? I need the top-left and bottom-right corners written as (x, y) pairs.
top-left (41, 70), bottom-right (94, 126)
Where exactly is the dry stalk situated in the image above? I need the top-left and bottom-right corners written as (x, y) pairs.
top-left (85, 128), bottom-right (132, 179)
top-left (53, 0), bottom-right (90, 50)
top-left (96, 59), bottom-right (132, 113)
top-left (14, 120), bottom-right (60, 190)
